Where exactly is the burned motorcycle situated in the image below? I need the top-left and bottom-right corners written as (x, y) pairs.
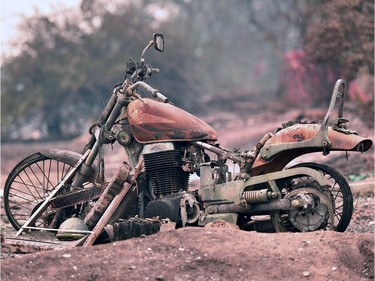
top-left (4, 34), bottom-right (372, 246)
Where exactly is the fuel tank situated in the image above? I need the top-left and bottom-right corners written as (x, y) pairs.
top-left (127, 98), bottom-right (218, 143)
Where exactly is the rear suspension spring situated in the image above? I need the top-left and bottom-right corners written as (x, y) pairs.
top-left (242, 189), bottom-right (271, 203)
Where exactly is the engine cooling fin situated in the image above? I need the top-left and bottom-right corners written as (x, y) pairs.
top-left (143, 150), bottom-right (190, 196)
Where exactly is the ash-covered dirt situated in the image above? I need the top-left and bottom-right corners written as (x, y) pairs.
top-left (1, 227), bottom-right (374, 281)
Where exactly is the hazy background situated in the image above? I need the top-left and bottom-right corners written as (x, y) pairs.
top-left (1, 0), bottom-right (80, 54)
top-left (1, 0), bottom-right (373, 141)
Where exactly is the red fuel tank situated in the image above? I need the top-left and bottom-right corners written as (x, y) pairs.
top-left (127, 98), bottom-right (218, 143)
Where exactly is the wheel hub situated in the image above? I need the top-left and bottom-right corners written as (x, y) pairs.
top-left (286, 188), bottom-right (334, 232)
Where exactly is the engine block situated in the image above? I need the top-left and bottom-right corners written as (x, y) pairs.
top-left (143, 143), bottom-right (189, 197)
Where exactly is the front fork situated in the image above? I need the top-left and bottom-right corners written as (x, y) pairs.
top-left (71, 87), bottom-right (130, 189)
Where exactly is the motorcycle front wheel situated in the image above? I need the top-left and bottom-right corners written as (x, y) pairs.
top-left (3, 151), bottom-right (92, 231)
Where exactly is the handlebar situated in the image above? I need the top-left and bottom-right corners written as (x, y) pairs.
top-left (126, 62), bottom-right (160, 81)
top-left (153, 91), bottom-right (169, 103)
top-left (144, 65), bottom-right (160, 78)
top-left (150, 67), bottom-right (160, 74)
top-left (127, 81), bottom-right (170, 103)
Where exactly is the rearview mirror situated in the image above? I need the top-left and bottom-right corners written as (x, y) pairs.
top-left (153, 33), bottom-right (164, 52)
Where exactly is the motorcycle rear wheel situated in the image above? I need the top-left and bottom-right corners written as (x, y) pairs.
top-left (291, 163), bottom-right (353, 232)
top-left (3, 152), bottom-right (91, 231)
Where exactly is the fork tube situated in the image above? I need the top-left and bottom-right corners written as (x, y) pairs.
top-left (71, 142), bottom-right (100, 188)
top-left (86, 95), bottom-right (127, 165)
top-left (98, 87), bottom-right (120, 126)
top-left (72, 94), bottom-right (127, 188)
top-left (104, 95), bottom-right (127, 131)
top-left (82, 87), bottom-right (119, 154)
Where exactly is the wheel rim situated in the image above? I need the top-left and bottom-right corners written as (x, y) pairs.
top-left (319, 170), bottom-right (347, 230)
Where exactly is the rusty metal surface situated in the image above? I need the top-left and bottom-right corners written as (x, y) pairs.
top-left (4, 238), bottom-right (69, 254)
top-left (127, 98), bottom-right (218, 143)
top-left (40, 149), bottom-right (89, 167)
top-left (205, 198), bottom-right (292, 215)
top-left (328, 128), bottom-right (372, 151)
top-left (83, 158), bottom-right (144, 247)
top-left (3, 231), bottom-right (85, 254)
top-left (199, 179), bottom-right (245, 205)
top-left (261, 124), bottom-right (371, 151)
top-left (251, 124), bottom-right (372, 175)
top-left (84, 162), bottom-right (132, 229)
top-left (285, 187), bottom-right (334, 231)
top-left (199, 167), bottom-right (328, 208)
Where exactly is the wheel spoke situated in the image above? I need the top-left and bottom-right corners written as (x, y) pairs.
top-left (8, 200), bottom-right (34, 211)
top-left (35, 160), bottom-right (56, 192)
top-left (8, 186), bottom-right (42, 198)
top-left (12, 179), bottom-right (46, 193)
top-left (15, 173), bottom-right (43, 203)
top-left (8, 193), bottom-right (37, 206)
top-left (334, 211), bottom-right (342, 218)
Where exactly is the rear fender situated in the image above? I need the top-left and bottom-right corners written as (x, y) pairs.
top-left (250, 123), bottom-right (372, 175)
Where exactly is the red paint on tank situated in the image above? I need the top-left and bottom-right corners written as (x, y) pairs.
top-left (127, 98), bottom-right (218, 143)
